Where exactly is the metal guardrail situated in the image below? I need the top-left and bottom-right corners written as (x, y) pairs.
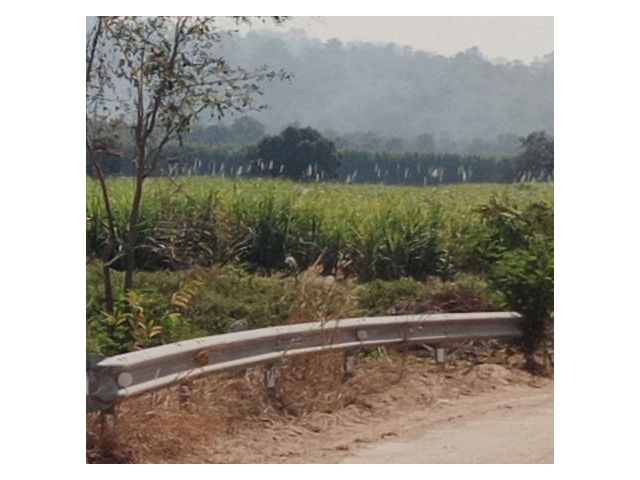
top-left (87, 311), bottom-right (523, 412)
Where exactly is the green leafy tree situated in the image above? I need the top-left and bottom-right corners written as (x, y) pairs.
top-left (516, 131), bottom-right (554, 181)
top-left (86, 16), bottom-right (289, 296)
top-left (254, 126), bottom-right (341, 180)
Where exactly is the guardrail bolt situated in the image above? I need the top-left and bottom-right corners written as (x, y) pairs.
top-left (436, 347), bottom-right (447, 369)
top-left (343, 351), bottom-right (357, 381)
top-left (265, 365), bottom-right (279, 399)
top-left (179, 382), bottom-right (193, 411)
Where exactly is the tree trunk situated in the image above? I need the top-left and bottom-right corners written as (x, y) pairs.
top-left (522, 315), bottom-right (546, 373)
top-left (89, 149), bottom-right (118, 313)
top-left (123, 145), bottom-right (146, 292)
top-left (102, 264), bottom-right (114, 314)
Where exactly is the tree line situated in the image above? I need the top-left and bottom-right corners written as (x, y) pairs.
top-left (87, 126), bottom-right (553, 185)
top-left (185, 115), bottom-right (524, 157)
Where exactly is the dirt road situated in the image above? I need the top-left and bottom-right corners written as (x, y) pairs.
top-left (341, 385), bottom-right (553, 464)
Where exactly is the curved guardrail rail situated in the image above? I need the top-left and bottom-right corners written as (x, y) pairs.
top-left (87, 311), bottom-right (523, 412)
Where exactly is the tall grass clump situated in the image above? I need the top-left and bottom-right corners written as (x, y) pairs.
top-left (229, 191), bottom-right (299, 272)
top-left (350, 203), bottom-right (443, 281)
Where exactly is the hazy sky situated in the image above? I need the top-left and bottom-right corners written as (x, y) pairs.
top-left (250, 16), bottom-right (553, 63)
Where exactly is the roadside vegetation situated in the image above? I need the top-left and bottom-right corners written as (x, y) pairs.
top-left (87, 178), bottom-right (553, 367)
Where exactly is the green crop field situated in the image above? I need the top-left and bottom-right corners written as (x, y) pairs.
top-left (87, 177), bottom-right (552, 276)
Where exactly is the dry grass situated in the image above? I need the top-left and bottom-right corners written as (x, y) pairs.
top-left (86, 342), bottom-right (549, 464)
top-left (87, 352), bottom-right (398, 463)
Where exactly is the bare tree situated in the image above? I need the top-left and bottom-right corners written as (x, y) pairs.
top-left (86, 16), bottom-right (289, 301)
top-left (87, 16), bottom-right (120, 313)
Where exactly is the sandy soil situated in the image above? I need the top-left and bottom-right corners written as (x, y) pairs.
top-left (340, 384), bottom-right (553, 464)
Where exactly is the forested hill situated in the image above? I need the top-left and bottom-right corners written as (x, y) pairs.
top-left (213, 30), bottom-right (554, 142)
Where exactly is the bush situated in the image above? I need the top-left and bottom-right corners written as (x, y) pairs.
top-left (87, 263), bottom-right (367, 355)
top-left (489, 239), bottom-right (553, 357)
top-left (467, 195), bottom-right (554, 368)
top-left (472, 196), bottom-right (553, 271)
top-left (357, 277), bottom-right (425, 313)
top-left (86, 283), bottom-right (200, 356)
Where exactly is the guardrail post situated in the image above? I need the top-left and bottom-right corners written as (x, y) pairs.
top-left (265, 364), bottom-right (279, 399)
top-left (99, 405), bottom-right (117, 433)
top-left (436, 346), bottom-right (447, 369)
top-left (87, 355), bottom-right (119, 415)
top-left (179, 381), bottom-right (192, 411)
top-left (343, 350), bottom-right (358, 381)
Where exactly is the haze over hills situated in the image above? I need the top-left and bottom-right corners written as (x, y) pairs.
top-left (211, 30), bottom-right (553, 147)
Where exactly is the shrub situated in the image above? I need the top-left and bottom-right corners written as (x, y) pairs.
top-left (489, 238), bottom-right (553, 366)
top-left (470, 196), bottom-right (553, 271)
top-left (86, 283), bottom-right (199, 356)
top-left (357, 277), bottom-right (425, 313)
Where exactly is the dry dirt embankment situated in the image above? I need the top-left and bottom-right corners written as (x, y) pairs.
top-left (87, 351), bottom-right (552, 464)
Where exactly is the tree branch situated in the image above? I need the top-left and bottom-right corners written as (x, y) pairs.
top-left (86, 17), bottom-right (103, 85)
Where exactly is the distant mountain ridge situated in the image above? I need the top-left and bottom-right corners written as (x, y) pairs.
top-left (212, 30), bottom-right (553, 141)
